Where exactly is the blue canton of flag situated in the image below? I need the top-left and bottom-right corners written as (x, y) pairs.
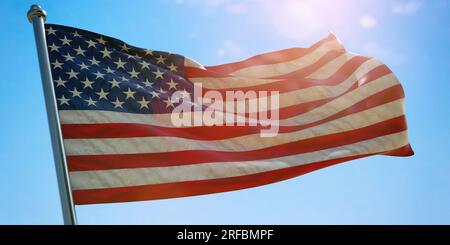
top-left (45, 24), bottom-right (192, 114)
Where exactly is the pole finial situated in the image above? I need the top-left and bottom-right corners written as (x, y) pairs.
top-left (27, 4), bottom-right (46, 23)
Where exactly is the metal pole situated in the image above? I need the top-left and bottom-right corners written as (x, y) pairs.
top-left (27, 4), bottom-right (77, 225)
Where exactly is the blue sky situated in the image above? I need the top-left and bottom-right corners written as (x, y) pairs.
top-left (0, 0), bottom-right (449, 224)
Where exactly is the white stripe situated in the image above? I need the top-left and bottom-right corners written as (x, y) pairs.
top-left (63, 99), bottom-right (405, 155)
top-left (305, 52), bottom-right (355, 79)
top-left (59, 71), bottom-right (399, 128)
top-left (184, 56), bottom-right (205, 69)
top-left (69, 131), bottom-right (409, 190)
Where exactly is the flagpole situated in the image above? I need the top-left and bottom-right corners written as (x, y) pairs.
top-left (27, 4), bottom-right (77, 225)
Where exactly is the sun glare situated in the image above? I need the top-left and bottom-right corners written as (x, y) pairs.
top-left (261, 0), bottom-right (363, 40)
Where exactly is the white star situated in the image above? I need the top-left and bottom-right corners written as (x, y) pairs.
top-left (144, 79), bottom-right (154, 88)
top-left (46, 26), bottom-right (57, 36)
top-left (144, 49), bottom-right (154, 56)
top-left (85, 39), bottom-right (97, 48)
top-left (100, 47), bottom-right (112, 58)
top-left (69, 88), bottom-right (82, 98)
top-left (152, 68), bottom-right (164, 79)
top-left (96, 36), bottom-right (107, 45)
top-left (123, 88), bottom-right (136, 99)
top-left (120, 43), bottom-right (130, 52)
top-left (48, 43), bottom-right (60, 52)
top-left (168, 63), bottom-right (178, 72)
top-left (156, 55), bottom-right (166, 64)
top-left (54, 77), bottom-right (67, 87)
top-left (59, 36), bottom-right (72, 46)
top-left (57, 95), bottom-right (70, 106)
top-left (78, 62), bottom-right (90, 70)
top-left (166, 79), bottom-right (178, 90)
top-left (112, 97), bottom-right (124, 108)
top-left (73, 31), bottom-right (82, 38)
top-left (108, 78), bottom-right (121, 88)
top-left (96, 88), bottom-right (109, 100)
top-left (158, 87), bottom-right (167, 94)
top-left (104, 67), bottom-right (114, 74)
top-left (63, 53), bottom-right (75, 62)
top-left (138, 97), bottom-right (150, 109)
top-left (164, 98), bottom-right (175, 108)
top-left (114, 58), bottom-right (127, 69)
top-left (89, 57), bottom-right (100, 66)
top-left (128, 68), bottom-right (140, 78)
top-left (94, 71), bottom-right (105, 79)
top-left (51, 59), bottom-right (63, 69)
top-left (66, 69), bottom-right (79, 79)
top-left (139, 60), bottom-right (150, 69)
top-left (126, 53), bottom-right (136, 60)
top-left (150, 91), bottom-right (160, 99)
top-left (121, 76), bottom-right (129, 82)
top-left (74, 46), bottom-right (86, 56)
top-left (85, 97), bottom-right (97, 106)
top-left (180, 89), bottom-right (191, 98)
top-left (81, 77), bottom-right (94, 89)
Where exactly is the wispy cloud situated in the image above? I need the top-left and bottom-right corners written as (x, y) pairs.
top-left (359, 15), bottom-right (377, 28)
top-left (216, 40), bottom-right (243, 58)
top-left (258, 0), bottom-right (365, 40)
top-left (392, 0), bottom-right (423, 14)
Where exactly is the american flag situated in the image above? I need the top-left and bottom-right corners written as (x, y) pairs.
top-left (45, 24), bottom-right (413, 205)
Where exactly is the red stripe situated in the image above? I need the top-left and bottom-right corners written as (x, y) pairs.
top-left (384, 144), bottom-right (414, 156)
top-left (67, 116), bottom-right (408, 171)
top-left (203, 34), bottom-right (339, 74)
top-left (73, 144), bottom-right (413, 205)
top-left (186, 67), bottom-right (234, 78)
top-left (62, 84), bottom-right (404, 140)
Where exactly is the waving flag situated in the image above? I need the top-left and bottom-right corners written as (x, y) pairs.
top-left (45, 24), bottom-right (413, 205)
